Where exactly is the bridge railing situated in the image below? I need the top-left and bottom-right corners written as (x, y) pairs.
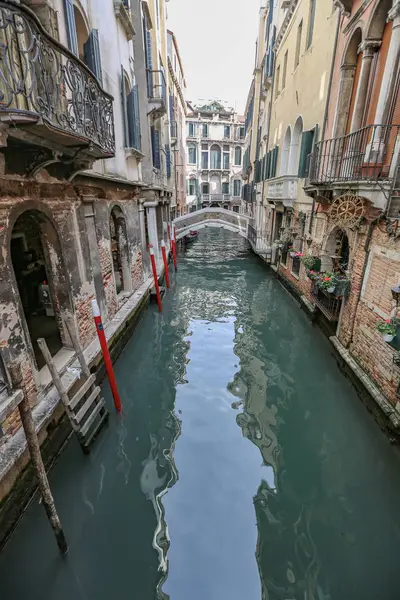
top-left (174, 207), bottom-right (249, 239)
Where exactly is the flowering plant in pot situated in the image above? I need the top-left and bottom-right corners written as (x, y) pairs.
top-left (376, 319), bottom-right (397, 342)
top-left (288, 247), bottom-right (296, 258)
top-left (318, 273), bottom-right (336, 293)
top-left (306, 269), bottom-right (320, 282)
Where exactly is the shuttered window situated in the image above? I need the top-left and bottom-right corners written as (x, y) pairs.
top-left (166, 144), bottom-right (171, 178)
top-left (298, 130), bottom-right (316, 177)
top-left (306, 0), bottom-right (316, 49)
top-left (83, 30), bottom-right (103, 85)
top-left (63, 0), bottom-right (78, 56)
top-left (127, 85), bottom-right (141, 150)
top-left (145, 29), bottom-right (153, 97)
top-left (271, 146), bottom-right (279, 178)
top-left (121, 67), bottom-right (129, 147)
top-left (151, 126), bottom-right (161, 169)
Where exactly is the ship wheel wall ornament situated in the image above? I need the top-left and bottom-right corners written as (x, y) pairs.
top-left (329, 194), bottom-right (366, 229)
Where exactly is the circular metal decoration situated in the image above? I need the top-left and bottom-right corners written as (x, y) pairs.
top-left (329, 194), bottom-right (365, 229)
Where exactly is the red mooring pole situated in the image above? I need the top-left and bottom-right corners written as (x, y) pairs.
top-left (172, 226), bottom-right (178, 272)
top-left (91, 299), bottom-right (122, 413)
top-left (150, 246), bottom-right (163, 312)
top-left (161, 240), bottom-right (170, 289)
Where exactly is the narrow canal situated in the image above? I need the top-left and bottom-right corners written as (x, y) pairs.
top-left (2, 229), bottom-right (400, 599)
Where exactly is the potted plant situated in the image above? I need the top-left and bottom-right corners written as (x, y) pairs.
top-left (306, 269), bottom-right (320, 282)
top-left (376, 319), bottom-right (397, 342)
top-left (318, 273), bottom-right (336, 294)
top-left (301, 255), bottom-right (321, 271)
top-left (288, 247), bottom-right (296, 258)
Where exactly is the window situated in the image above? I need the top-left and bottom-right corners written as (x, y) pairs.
top-left (295, 20), bottom-right (303, 68)
top-left (307, 0), bottom-right (316, 49)
top-left (151, 126), bottom-right (161, 168)
top-left (292, 255), bottom-right (301, 276)
top-left (223, 152), bottom-right (230, 169)
top-left (188, 122), bottom-right (196, 137)
top-left (222, 182), bottom-right (229, 194)
top-left (201, 151), bottom-right (209, 169)
top-left (234, 146), bottom-right (242, 165)
top-left (202, 124), bottom-right (208, 138)
top-left (275, 65), bottom-right (280, 98)
top-left (210, 144), bottom-right (221, 169)
top-left (239, 126), bottom-right (245, 139)
top-left (282, 50), bottom-right (288, 90)
top-left (298, 126), bottom-right (318, 177)
top-left (202, 182), bottom-right (209, 194)
top-left (123, 81), bottom-right (141, 151)
top-left (188, 143), bottom-right (197, 164)
top-left (202, 143), bottom-right (208, 150)
top-left (188, 178), bottom-right (197, 195)
top-left (224, 125), bottom-right (231, 139)
top-left (233, 180), bottom-right (241, 196)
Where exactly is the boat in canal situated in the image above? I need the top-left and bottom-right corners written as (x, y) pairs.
top-left (184, 230), bottom-right (198, 243)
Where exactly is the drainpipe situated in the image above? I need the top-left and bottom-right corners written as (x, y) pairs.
top-left (308, 11), bottom-right (343, 237)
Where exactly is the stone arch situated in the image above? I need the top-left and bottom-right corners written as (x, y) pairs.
top-left (342, 26), bottom-right (363, 67)
top-left (8, 203), bottom-right (74, 370)
top-left (289, 116), bottom-right (303, 175)
top-left (321, 226), bottom-right (351, 273)
top-left (280, 126), bottom-right (292, 175)
top-left (109, 204), bottom-right (131, 295)
top-left (365, 0), bottom-right (392, 39)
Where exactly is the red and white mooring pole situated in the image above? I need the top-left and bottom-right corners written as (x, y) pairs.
top-left (149, 246), bottom-right (163, 312)
top-left (172, 226), bottom-right (178, 272)
top-left (161, 240), bottom-right (170, 289)
top-left (91, 299), bottom-right (122, 413)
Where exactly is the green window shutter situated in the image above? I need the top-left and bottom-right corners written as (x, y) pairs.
top-left (63, 0), bottom-right (78, 56)
top-left (298, 130), bottom-right (314, 177)
top-left (121, 67), bottom-right (129, 148)
top-left (272, 146), bottom-right (279, 177)
top-left (84, 29), bottom-right (103, 85)
top-left (127, 86), bottom-right (141, 150)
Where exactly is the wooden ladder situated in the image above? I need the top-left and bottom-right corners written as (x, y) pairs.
top-left (38, 318), bottom-right (109, 452)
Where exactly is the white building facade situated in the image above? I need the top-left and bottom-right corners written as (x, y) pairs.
top-left (186, 101), bottom-right (245, 212)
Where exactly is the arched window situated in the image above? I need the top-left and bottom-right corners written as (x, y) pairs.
top-left (188, 143), bottom-right (197, 164)
top-left (280, 126), bottom-right (291, 175)
top-left (110, 207), bottom-right (131, 296)
top-left (188, 177), bottom-right (197, 195)
top-left (234, 146), bottom-right (242, 165)
top-left (210, 144), bottom-right (222, 169)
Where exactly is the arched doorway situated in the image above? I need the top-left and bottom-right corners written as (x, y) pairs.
top-left (110, 206), bottom-right (131, 296)
top-left (73, 4), bottom-right (90, 62)
top-left (323, 227), bottom-right (350, 273)
top-left (10, 210), bottom-right (69, 369)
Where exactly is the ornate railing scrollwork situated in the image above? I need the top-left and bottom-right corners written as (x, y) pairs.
top-left (0, 2), bottom-right (115, 156)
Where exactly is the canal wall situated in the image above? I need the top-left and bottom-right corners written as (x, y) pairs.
top-left (255, 252), bottom-right (400, 441)
top-left (0, 274), bottom-right (155, 551)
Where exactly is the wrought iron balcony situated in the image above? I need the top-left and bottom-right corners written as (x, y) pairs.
top-left (265, 175), bottom-right (298, 206)
top-left (309, 124), bottom-right (400, 185)
top-left (0, 2), bottom-right (115, 158)
top-left (147, 69), bottom-right (167, 116)
top-left (310, 283), bottom-right (343, 322)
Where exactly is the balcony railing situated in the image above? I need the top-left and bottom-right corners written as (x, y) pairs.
top-left (0, 2), bottom-right (115, 157)
top-left (201, 194), bottom-right (231, 204)
top-left (310, 283), bottom-right (343, 322)
top-left (147, 69), bottom-right (167, 114)
top-left (310, 124), bottom-right (400, 184)
top-left (265, 175), bottom-right (298, 206)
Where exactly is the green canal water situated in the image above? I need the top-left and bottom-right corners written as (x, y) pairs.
top-left (1, 229), bottom-right (400, 599)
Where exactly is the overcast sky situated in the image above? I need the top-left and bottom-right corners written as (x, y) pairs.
top-left (166, 0), bottom-right (261, 115)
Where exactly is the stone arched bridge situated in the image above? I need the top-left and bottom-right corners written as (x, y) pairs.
top-left (173, 208), bottom-right (250, 241)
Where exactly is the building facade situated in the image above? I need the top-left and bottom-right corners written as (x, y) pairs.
top-left (245, 0), bottom-right (400, 429)
top-left (167, 29), bottom-right (187, 219)
top-left (0, 0), bottom-right (185, 542)
top-left (186, 101), bottom-right (245, 212)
